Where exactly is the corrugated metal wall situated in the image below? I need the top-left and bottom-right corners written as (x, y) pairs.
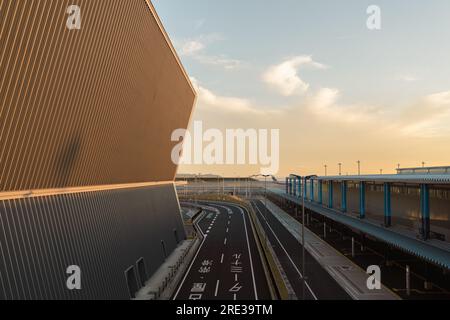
top-left (0, 0), bottom-right (194, 299)
top-left (0, 0), bottom-right (195, 192)
top-left (0, 184), bottom-right (186, 300)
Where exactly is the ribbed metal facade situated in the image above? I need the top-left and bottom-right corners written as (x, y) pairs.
top-left (0, 0), bottom-right (195, 191)
top-left (0, 184), bottom-right (186, 300)
top-left (0, 0), bottom-right (195, 299)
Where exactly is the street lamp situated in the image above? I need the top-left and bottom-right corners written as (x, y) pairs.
top-left (252, 174), bottom-right (277, 246)
top-left (338, 163), bottom-right (342, 176)
top-left (324, 165), bottom-right (328, 176)
top-left (292, 174), bottom-right (317, 300)
top-left (357, 160), bottom-right (361, 176)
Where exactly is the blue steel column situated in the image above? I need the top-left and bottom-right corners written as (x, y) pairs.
top-left (328, 180), bottom-right (333, 208)
top-left (420, 184), bottom-right (430, 240)
top-left (310, 179), bottom-right (314, 202)
top-left (297, 178), bottom-right (301, 198)
top-left (304, 177), bottom-right (307, 200)
top-left (384, 183), bottom-right (392, 227)
top-left (341, 181), bottom-right (347, 213)
top-left (318, 180), bottom-right (323, 204)
top-left (359, 181), bottom-right (366, 219)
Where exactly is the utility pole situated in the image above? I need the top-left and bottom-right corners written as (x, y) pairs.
top-left (338, 163), bottom-right (342, 176)
top-left (324, 165), bottom-right (327, 176)
top-left (357, 160), bottom-right (361, 176)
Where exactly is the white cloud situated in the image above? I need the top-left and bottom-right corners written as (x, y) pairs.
top-left (306, 88), bottom-right (382, 123)
top-left (399, 90), bottom-right (450, 137)
top-left (180, 40), bottom-right (205, 56)
top-left (426, 91), bottom-right (450, 106)
top-left (263, 55), bottom-right (327, 96)
top-left (178, 35), bottom-right (242, 70)
top-left (306, 88), bottom-right (450, 138)
top-left (194, 19), bottom-right (205, 30)
top-left (196, 55), bottom-right (241, 70)
top-left (191, 77), bottom-right (280, 115)
top-left (397, 75), bottom-right (419, 82)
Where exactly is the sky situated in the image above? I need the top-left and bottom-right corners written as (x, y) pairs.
top-left (153, 0), bottom-right (450, 177)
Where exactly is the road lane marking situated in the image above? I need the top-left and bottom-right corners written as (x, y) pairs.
top-left (215, 280), bottom-right (220, 297)
top-left (233, 294), bottom-right (237, 300)
top-left (239, 206), bottom-right (258, 300)
top-left (226, 228), bottom-right (229, 233)
top-left (173, 217), bottom-right (208, 300)
top-left (224, 238), bottom-right (227, 245)
top-left (231, 266), bottom-right (243, 273)
top-left (235, 274), bottom-right (238, 282)
top-left (215, 203), bottom-right (259, 300)
top-left (220, 253), bottom-right (224, 264)
top-left (254, 202), bottom-right (318, 300)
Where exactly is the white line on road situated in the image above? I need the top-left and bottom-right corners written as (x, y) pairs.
top-left (224, 238), bottom-right (227, 245)
top-left (216, 203), bottom-right (259, 301)
top-left (240, 206), bottom-right (259, 301)
top-left (226, 228), bottom-right (229, 233)
top-left (173, 215), bottom-right (208, 300)
top-left (235, 274), bottom-right (238, 282)
top-left (254, 203), bottom-right (318, 300)
top-left (220, 253), bottom-right (224, 264)
top-left (215, 280), bottom-right (220, 297)
top-left (233, 294), bottom-right (237, 301)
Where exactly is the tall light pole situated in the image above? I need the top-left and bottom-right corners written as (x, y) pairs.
top-left (422, 161), bottom-right (426, 168)
top-left (252, 174), bottom-right (277, 246)
top-left (291, 173), bottom-right (317, 300)
top-left (357, 160), bottom-right (361, 176)
top-left (324, 165), bottom-right (327, 176)
top-left (194, 174), bottom-right (198, 204)
top-left (338, 163), bottom-right (342, 176)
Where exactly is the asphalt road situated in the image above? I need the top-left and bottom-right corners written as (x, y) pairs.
top-left (173, 202), bottom-right (271, 300)
top-left (252, 200), bottom-right (351, 300)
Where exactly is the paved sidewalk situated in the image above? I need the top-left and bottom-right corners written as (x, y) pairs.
top-left (264, 199), bottom-right (400, 300)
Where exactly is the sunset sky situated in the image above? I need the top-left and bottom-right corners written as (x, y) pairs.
top-left (153, 0), bottom-right (450, 177)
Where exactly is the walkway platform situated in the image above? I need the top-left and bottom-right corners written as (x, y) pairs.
top-left (263, 198), bottom-right (400, 300)
top-left (270, 188), bottom-right (450, 270)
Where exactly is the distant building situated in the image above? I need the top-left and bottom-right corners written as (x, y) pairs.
top-left (284, 170), bottom-right (450, 269)
top-left (397, 166), bottom-right (450, 175)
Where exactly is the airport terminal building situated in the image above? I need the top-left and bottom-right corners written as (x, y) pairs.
top-left (0, 1), bottom-right (195, 299)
